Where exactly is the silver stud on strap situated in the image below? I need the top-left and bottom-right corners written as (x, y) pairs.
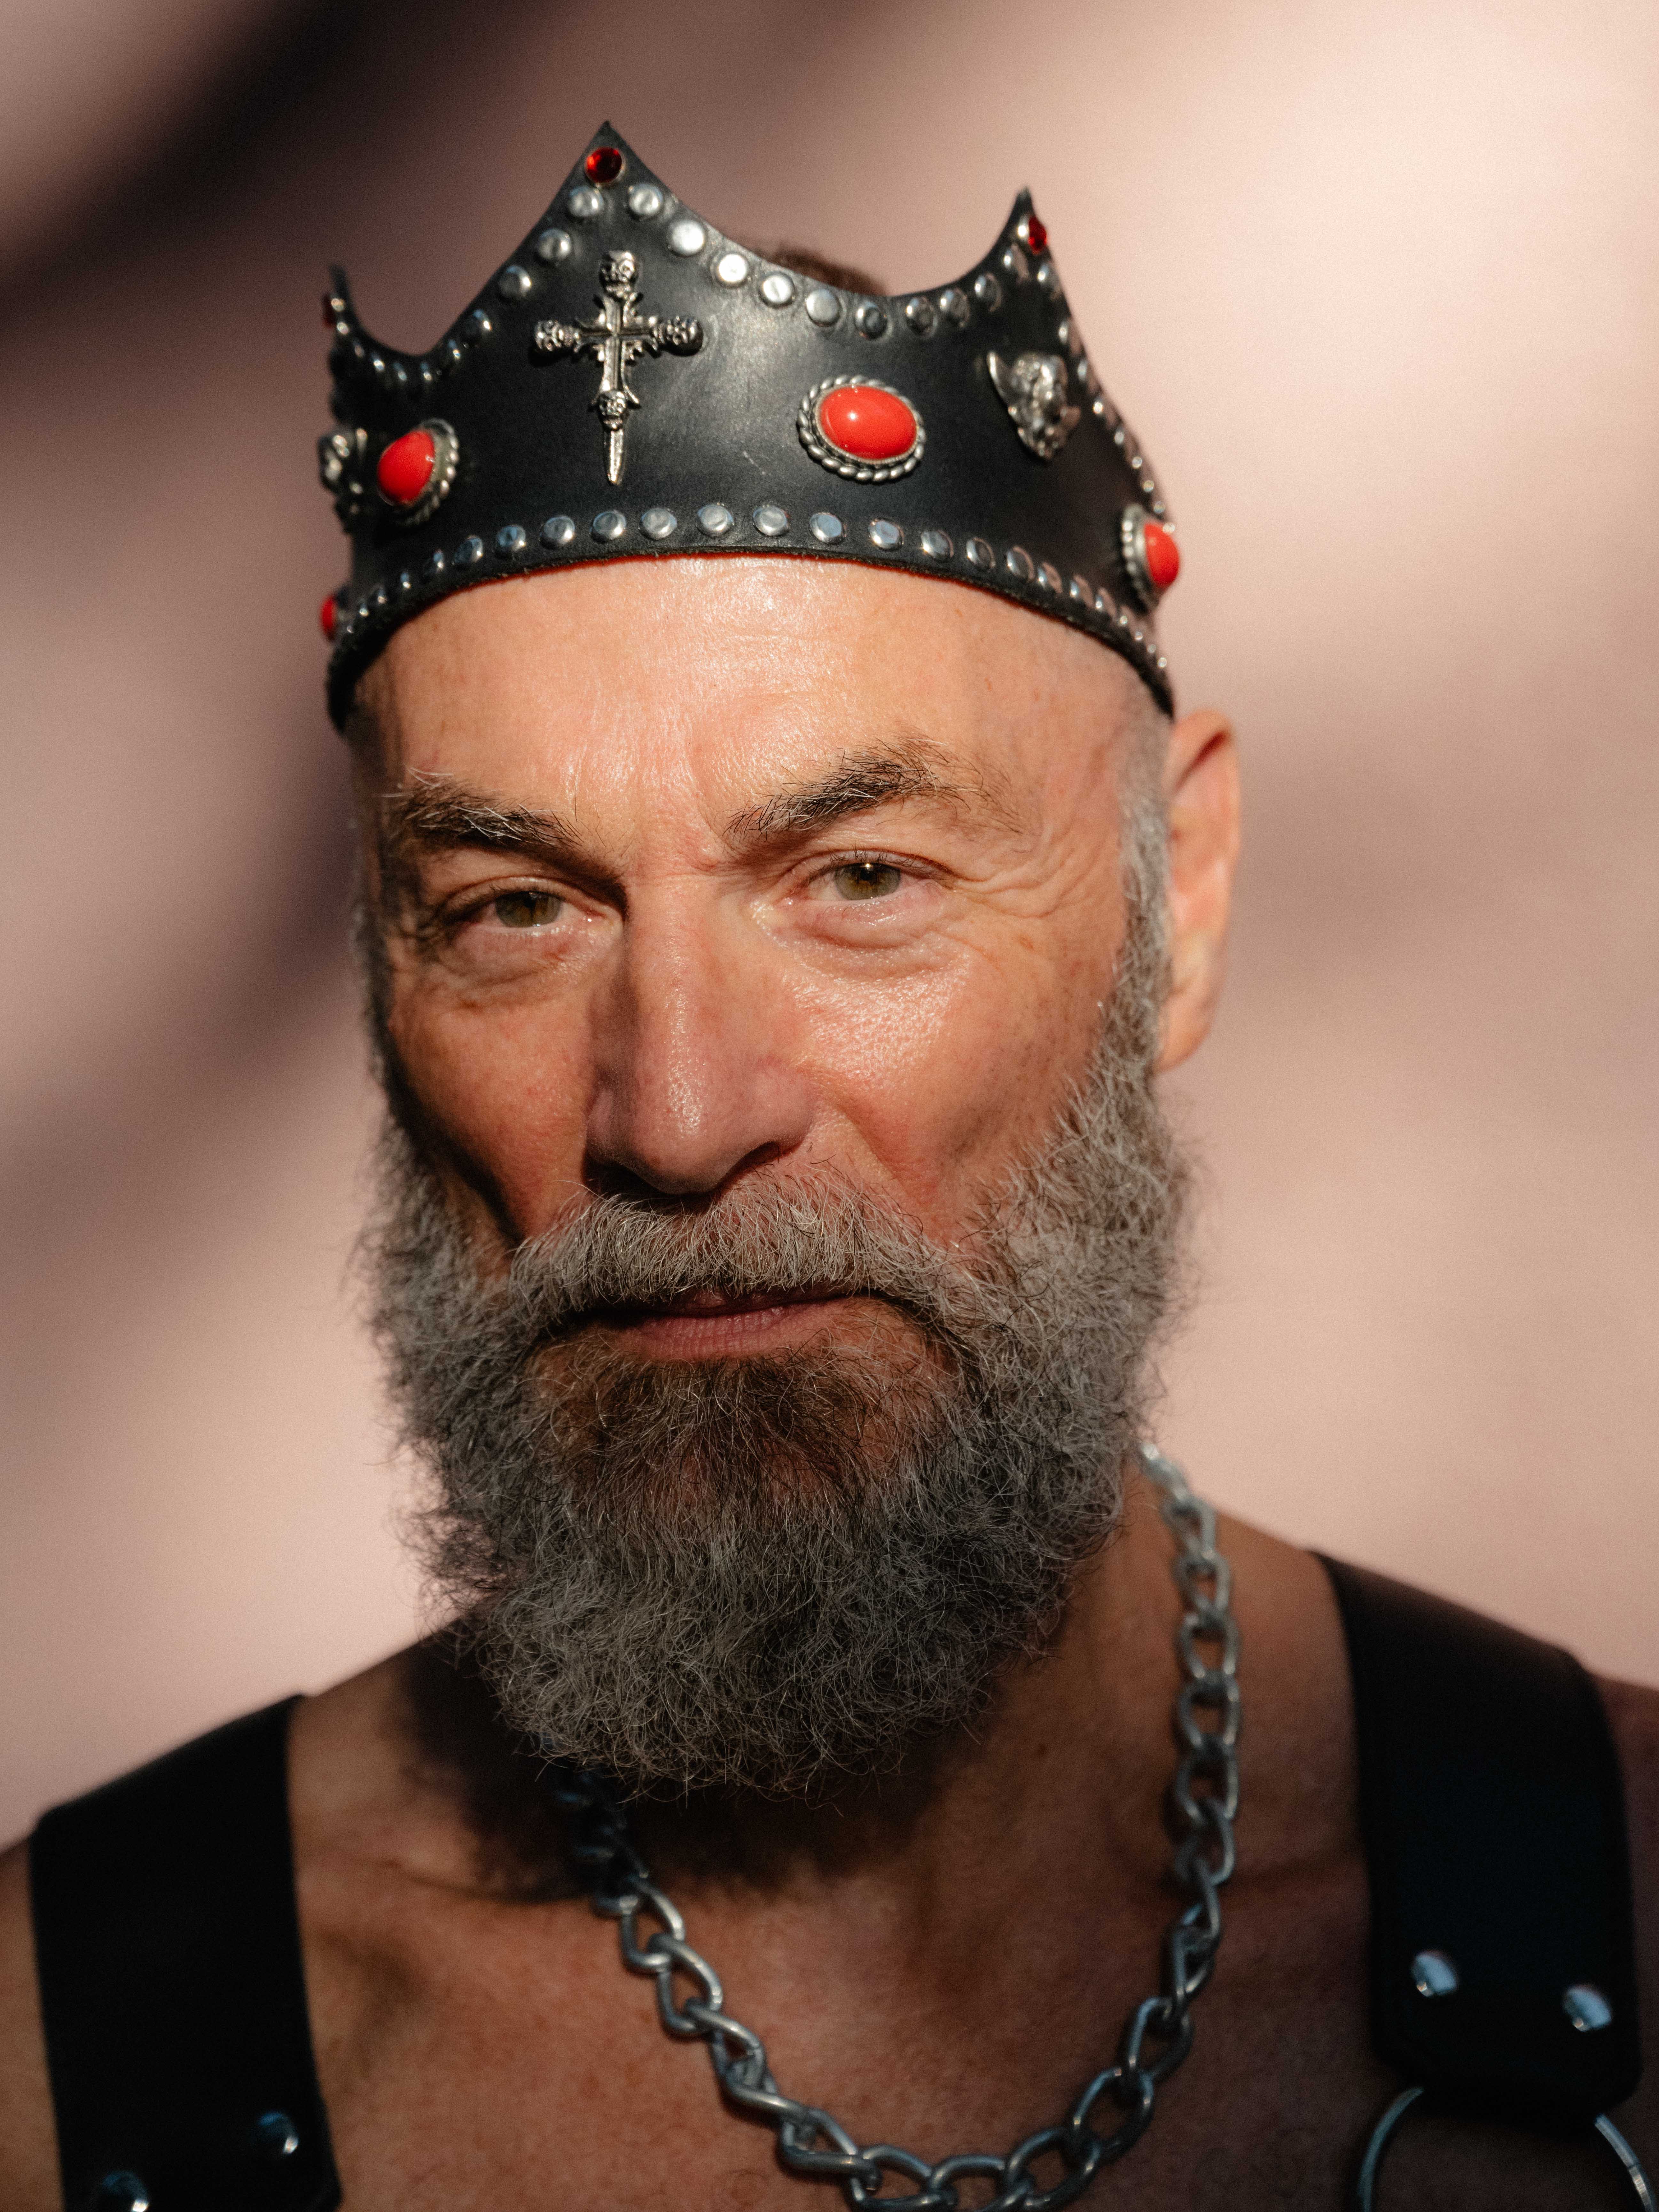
top-left (253, 2110), bottom-right (301, 2160)
top-left (1410, 1948), bottom-right (1459, 1997)
top-left (96, 2177), bottom-right (149, 2212)
top-left (1565, 1982), bottom-right (1614, 2032)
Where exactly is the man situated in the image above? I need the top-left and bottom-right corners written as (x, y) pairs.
top-left (2, 128), bottom-right (1655, 2209)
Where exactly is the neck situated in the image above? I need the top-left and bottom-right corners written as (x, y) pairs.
top-left (402, 1469), bottom-right (1186, 1913)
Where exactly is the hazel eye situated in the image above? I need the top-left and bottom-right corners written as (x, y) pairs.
top-left (492, 890), bottom-right (563, 929)
top-left (831, 861), bottom-right (904, 901)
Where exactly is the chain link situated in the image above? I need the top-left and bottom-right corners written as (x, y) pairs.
top-left (551, 1442), bottom-right (1238, 2209)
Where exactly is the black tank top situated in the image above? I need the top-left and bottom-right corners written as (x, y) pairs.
top-left (26, 1560), bottom-right (1643, 2209)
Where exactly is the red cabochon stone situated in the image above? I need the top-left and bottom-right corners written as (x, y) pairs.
top-left (1026, 215), bottom-right (1048, 255)
top-left (1143, 520), bottom-right (1180, 594)
top-left (319, 594), bottom-right (338, 641)
top-left (585, 145), bottom-right (624, 185)
top-left (376, 428), bottom-right (436, 507)
top-left (816, 385), bottom-right (918, 463)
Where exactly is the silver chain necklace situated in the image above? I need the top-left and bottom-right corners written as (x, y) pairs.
top-left (550, 1443), bottom-right (1239, 2212)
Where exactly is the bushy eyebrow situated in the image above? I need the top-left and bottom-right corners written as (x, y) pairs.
top-left (374, 739), bottom-right (1016, 894)
top-left (378, 777), bottom-right (580, 886)
top-left (724, 742), bottom-right (1014, 846)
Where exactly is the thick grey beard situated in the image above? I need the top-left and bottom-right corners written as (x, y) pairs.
top-left (364, 820), bottom-right (1187, 1799)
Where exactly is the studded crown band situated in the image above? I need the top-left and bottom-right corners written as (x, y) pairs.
top-left (318, 124), bottom-right (1179, 728)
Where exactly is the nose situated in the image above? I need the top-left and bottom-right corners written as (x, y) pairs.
top-left (583, 905), bottom-right (815, 1199)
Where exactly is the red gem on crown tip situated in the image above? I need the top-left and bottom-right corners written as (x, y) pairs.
top-left (584, 145), bottom-right (624, 185)
top-left (1143, 521), bottom-right (1180, 594)
top-left (319, 593), bottom-right (338, 641)
top-left (1025, 215), bottom-right (1048, 255)
top-left (376, 428), bottom-right (436, 507)
top-left (816, 385), bottom-right (919, 463)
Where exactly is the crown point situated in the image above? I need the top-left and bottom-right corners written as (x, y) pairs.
top-left (1143, 521), bottom-right (1179, 594)
top-left (319, 592), bottom-right (339, 641)
top-left (377, 427), bottom-right (436, 508)
top-left (584, 145), bottom-right (624, 186)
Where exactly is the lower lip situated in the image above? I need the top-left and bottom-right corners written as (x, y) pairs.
top-left (606, 1296), bottom-right (855, 1359)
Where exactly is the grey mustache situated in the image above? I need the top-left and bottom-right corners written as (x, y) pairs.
top-left (503, 1184), bottom-right (977, 1340)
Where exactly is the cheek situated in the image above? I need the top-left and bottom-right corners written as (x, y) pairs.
top-left (787, 934), bottom-right (1109, 1223)
top-left (388, 984), bottom-right (592, 1228)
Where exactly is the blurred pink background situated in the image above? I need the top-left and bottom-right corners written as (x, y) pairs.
top-left (3, 0), bottom-right (1655, 1841)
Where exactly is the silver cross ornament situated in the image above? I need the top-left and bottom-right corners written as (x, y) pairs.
top-left (535, 252), bottom-right (704, 484)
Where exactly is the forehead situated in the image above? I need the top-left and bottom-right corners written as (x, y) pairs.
top-left (359, 556), bottom-right (1140, 817)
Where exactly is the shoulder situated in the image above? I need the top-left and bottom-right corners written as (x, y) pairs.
top-left (1596, 1673), bottom-right (1659, 1952)
top-left (0, 1837), bottom-right (63, 2212)
top-left (1592, 1675), bottom-right (1659, 2163)
top-left (1598, 1672), bottom-right (1659, 1828)
top-left (0, 1658), bottom-right (439, 2212)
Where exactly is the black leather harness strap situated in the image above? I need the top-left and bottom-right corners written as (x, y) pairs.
top-left (28, 1699), bottom-right (342, 2212)
top-left (1319, 1555), bottom-right (1642, 2130)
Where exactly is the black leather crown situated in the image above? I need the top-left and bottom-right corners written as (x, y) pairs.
top-left (318, 124), bottom-right (1180, 730)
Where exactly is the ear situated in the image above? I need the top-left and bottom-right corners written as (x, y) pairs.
top-left (1155, 707), bottom-right (1240, 1073)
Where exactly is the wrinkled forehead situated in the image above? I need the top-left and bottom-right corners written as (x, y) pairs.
top-left (354, 554), bottom-right (1155, 828)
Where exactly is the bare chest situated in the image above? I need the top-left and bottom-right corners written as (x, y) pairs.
top-left (303, 1857), bottom-right (1643, 2212)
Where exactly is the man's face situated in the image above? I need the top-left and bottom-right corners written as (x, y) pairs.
top-left (353, 557), bottom-right (1235, 1791)
top-left (362, 555), bottom-right (1159, 1306)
